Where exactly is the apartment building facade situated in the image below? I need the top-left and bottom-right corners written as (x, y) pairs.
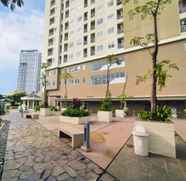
top-left (17, 50), bottom-right (42, 94)
top-left (44, 0), bottom-right (186, 116)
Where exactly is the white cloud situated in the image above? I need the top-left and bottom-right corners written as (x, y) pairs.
top-left (0, 10), bottom-right (44, 71)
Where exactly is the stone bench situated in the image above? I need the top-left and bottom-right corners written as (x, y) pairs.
top-left (59, 127), bottom-right (83, 149)
top-left (25, 113), bottom-right (39, 119)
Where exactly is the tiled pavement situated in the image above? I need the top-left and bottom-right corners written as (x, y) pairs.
top-left (0, 120), bottom-right (9, 179)
top-left (1, 111), bottom-right (116, 181)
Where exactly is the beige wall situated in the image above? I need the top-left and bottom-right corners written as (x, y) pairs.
top-left (124, 0), bottom-right (180, 49)
top-left (125, 39), bottom-right (186, 97)
top-left (47, 40), bottom-right (186, 104)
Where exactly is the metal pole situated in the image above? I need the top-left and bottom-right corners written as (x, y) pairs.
top-left (82, 121), bottom-right (91, 152)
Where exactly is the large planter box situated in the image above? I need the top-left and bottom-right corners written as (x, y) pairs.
top-left (97, 111), bottom-right (112, 123)
top-left (60, 116), bottom-right (89, 125)
top-left (136, 121), bottom-right (176, 158)
top-left (40, 108), bottom-right (51, 116)
top-left (115, 109), bottom-right (127, 118)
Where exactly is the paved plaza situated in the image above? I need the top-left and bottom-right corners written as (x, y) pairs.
top-left (1, 111), bottom-right (186, 181)
top-left (1, 111), bottom-right (115, 181)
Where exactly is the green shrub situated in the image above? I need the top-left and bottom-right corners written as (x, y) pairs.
top-left (138, 111), bottom-right (151, 121)
top-left (184, 109), bottom-right (186, 118)
top-left (138, 105), bottom-right (172, 122)
top-left (34, 105), bottom-right (40, 112)
top-left (62, 107), bottom-right (89, 117)
top-left (49, 106), bottom-right (58, 112)
top-left (100, 97), bottom-right (112, 111)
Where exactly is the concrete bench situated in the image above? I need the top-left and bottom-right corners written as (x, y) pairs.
top-left (59, 127), bottom-right (83, 149)
top-left (25, 113), bottom-right (39, 119)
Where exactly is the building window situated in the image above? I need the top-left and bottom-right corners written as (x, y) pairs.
top-left (117, 0), bottom-right (122, 5)
top-left (179, 0), bottom-right (186, 13)
top-left (91, 72), bottom-right (125, 85)
top-left (48, 38), bottom-right (54, 46)
top-left (91, 0), bottom-right (95, 4)
top-left (65, 22), bottom-right (69, 30)
top-left (65, 10), bottom-right (69, 18)
top-left (65, 0), bottom-right (69, 8)
top-left (90, 46), bottom-right (95, 56)
top-left (84, 36), bottom-right (88, 45)
top-left (90, 20), bottom-right (95, 30)
top-left (64, 43), bottom-right (68, 52)
top-left (117, 23), bottom-right (124, 34)
top-left (49, 17), bottom-right (55, 25)
top-left (118, 38), bottom-right (124, 48)
top-left (64, 33), bottom-right (68, 41)
top-left (83, 48), bottom-right (88, 57)
top-left (117, 8), bottom-right (123, 19)
top-left (180, 18), bottom-right (186, 32)
top-left (84, 0), bottom-right (88, 7)
top-left (49, 28), bottom-right (54, 36)
top-left (47, 58), bottom-right (52, 65)
top-left (91, 8), bottom-right (95, 18)
top-left (90, 33), bottom-right (95, 43)
top-left (64, 54), bottom-right (68, 63)
top-left (84, 23), bottom-right (88, 33)
top-left (48, 48), bottom-right (53, 56)
top-left (50, 0), bottom-right (55, 7)
top-left (50, 8), bottom-right (55, 16)
top-left (84, 12), bottom-right (88, 21)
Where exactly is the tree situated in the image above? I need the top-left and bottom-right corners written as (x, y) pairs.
top-left (1, 0), bottom-right (23, 10)
top-left (6, 91), bottom-right (26, 106)
top-left (125, 0), bottom-right (179, 113)
top-left (105, 54), bottom-right (118, 97)
top-left (60, 69), bottom-right (73, 99)
top-left (41, 63), bottom-right (49, 108)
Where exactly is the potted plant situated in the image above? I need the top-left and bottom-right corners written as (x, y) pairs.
top-left (137, 105), bottom-right (176, 158)
top-left (60, 98), bottom-right (89, 125)
top-left (115, 93), bottom-right (128, 118)
top-left (97, 97), bottom-right (113, 123)
top-left (125, 0), bottom-right (179, 158)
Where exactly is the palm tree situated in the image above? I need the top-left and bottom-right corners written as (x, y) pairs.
top-left (1, 0), bottom-right (23, 10)
top-left (61, 69), bottom-right (73, 99)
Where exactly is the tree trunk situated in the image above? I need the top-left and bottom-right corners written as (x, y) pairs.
top-left (106, 63), bottom-right (111, 97)
top-left (151, 14), bottom-right (159, 113)
top-left (44, 89), bottom-right (48, 108)
top-left (64, 80), bottom-right (67, 99)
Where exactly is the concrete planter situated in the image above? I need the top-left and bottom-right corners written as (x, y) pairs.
top-left (60, 116), bottom-right (89, 125)
top-left (61, 108), bottom-right (67, 114)
top-left (40, 108), bottom-right (51, 116)
top-left (115, 109), bottom-right (127, 118)
top-left (136, 121), bottom-right (176, 158)
top-left (97, 111), bottom-right (112, 123)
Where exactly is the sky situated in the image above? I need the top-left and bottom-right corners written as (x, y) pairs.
top-left (0, 0), bottom-right (45, 95)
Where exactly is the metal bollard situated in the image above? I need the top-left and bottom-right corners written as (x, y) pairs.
top-left (81, 121), bottom-right (91, 152)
